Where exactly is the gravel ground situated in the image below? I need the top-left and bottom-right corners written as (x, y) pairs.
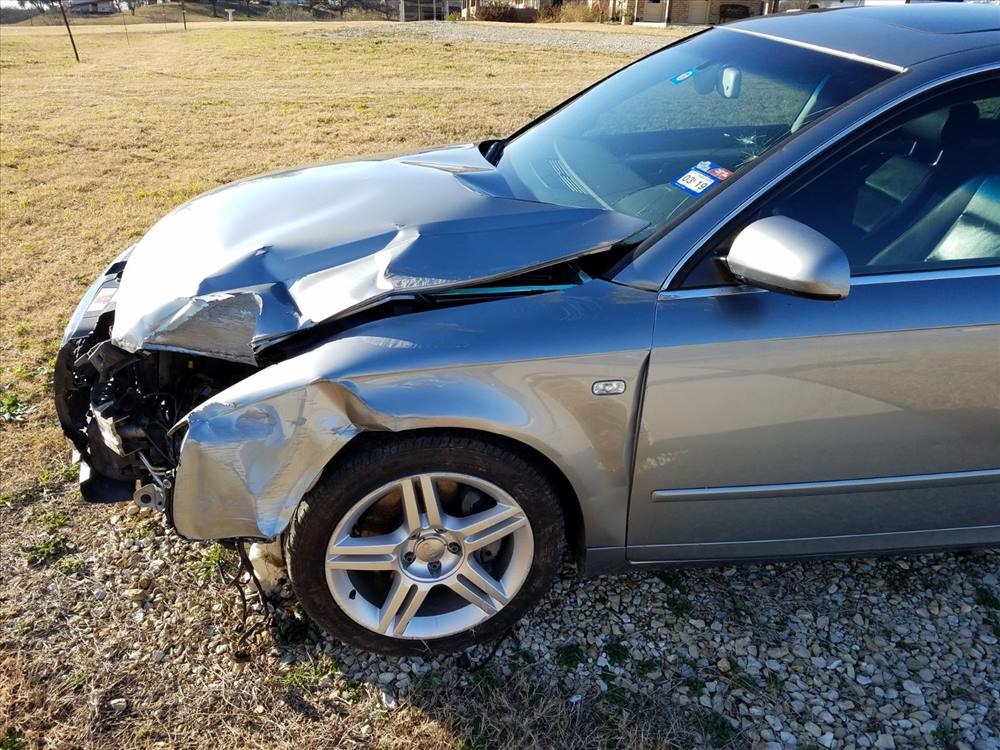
top-left (3, 484), bottom-right (998, 749)
top-left (316, 21), bottom-right (697, 55)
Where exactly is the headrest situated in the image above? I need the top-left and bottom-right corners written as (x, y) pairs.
top-left (901, 102), bottom-right (980, 149)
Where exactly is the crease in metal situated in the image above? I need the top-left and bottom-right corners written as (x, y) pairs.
top-left (111, 144), bottom-right (647, 364)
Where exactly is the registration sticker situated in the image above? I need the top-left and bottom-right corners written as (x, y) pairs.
top-left (673, 167), bottom-right (718, 196)
top-left (696, 160), bottom-right (734, 181)
top-left (673, 162), bottom-right (733, 196)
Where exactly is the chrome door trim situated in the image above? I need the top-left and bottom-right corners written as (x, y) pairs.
top-left (851, 266), bottom-right (1000, 286)
top-left (657, 284), bottom-right (763, 301)
top-left (723, 27), bottom-right (908, 73)
top-left (652, 468), bottom-right (1000, 503)
top-left (650, 61), bottom-right (1000, 292)
top-left (658, 266), bottom-right (1000, 302)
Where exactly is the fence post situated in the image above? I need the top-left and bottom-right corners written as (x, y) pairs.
top-left (121, 6), bottom-right (130, 45)
top-left (57, 0), bottom-right (80, 63)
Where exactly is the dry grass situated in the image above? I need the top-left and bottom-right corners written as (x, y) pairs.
top-left (0, 483), bottom-right (692, 749)
top-left (0, 24), bottom-right (647, 749)
top-left (0, 21), bottom-right (629, 498)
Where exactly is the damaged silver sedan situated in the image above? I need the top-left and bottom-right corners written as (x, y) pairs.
top-left (57, 5), bottom-right (1000, 654)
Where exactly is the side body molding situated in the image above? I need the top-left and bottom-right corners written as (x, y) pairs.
top-left (170, 280), bottom-right (657, 546)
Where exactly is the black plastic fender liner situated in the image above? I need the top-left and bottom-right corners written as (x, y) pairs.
top-left (78, 456), bottom-right (133, 504)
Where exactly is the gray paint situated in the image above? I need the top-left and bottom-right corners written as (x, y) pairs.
top-left (725, 5), bottom-right (1000, 68)
top-left (111, 145), bottom-right (646, 364)
top-left (171, 280), bottom-right (656, 543)
top-left (629, 270), bottom-right (1000, 560)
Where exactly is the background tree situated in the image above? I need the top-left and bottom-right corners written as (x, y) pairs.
top-left (16, 0), bottom-right (57, 15)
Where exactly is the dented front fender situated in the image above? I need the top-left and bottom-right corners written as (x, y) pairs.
top-left (169, 280), bottom-right (657, 546)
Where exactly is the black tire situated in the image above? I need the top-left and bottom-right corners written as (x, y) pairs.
top-left (284, 433), bottom-right (566, 656)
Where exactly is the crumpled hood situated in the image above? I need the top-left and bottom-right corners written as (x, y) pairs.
top-left (111, 144), bottom-right (647, 364)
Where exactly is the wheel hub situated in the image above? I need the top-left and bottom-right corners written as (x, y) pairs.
top-left (401, 530), bottom-right (462, 581)
top-left (415, 536), bottom-right (445, 562)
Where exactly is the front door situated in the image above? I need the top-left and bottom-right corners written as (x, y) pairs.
top-left (642, 0), bottom-right (666, 22)
top-left (627, 79), bottom-right (1000, 562)
top-left (687, 0), bottom-right (708, 23)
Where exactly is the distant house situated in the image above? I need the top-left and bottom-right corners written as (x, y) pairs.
top-left (627, 0), bottom-right (760, 24)
top-left (398, 0), bottom-right (460, 19)
top-left (68, 0), bottom-right (118, 13)
top-left (459, 0), bottom-right (760, 22)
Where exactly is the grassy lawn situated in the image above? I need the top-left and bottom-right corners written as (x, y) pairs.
top-left (0, 28), bottom-right (686, 749)
top-left (0, 22), bottom-right (632, 498)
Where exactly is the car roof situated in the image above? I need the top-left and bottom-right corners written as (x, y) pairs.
top-left (725, 4), bottom-right (1000, 70)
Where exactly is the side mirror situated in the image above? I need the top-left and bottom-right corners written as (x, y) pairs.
top-left (725, 216), bottom-right (850, 300)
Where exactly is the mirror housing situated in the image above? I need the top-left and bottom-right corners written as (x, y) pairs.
top-left (718, 67), bottom-right (742, 99)
top-left (725, 216), bottom-right (850, 300)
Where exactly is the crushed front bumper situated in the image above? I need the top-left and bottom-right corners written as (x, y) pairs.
top-left (56, 250), bottom-right (141, 504)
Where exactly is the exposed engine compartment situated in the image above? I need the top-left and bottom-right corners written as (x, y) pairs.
top-left (56, 316), bottom-right (255, 504)
top-left (55, 254), bottom-right (598, 511)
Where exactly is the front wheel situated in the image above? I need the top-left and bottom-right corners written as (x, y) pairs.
top-left (284, 434), bottom-right (566, 656)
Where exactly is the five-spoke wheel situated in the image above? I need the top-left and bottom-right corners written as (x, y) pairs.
top-left (324, 473), bottom-right (534, 639)
top-left (285, 434), bottom-right (565, 655)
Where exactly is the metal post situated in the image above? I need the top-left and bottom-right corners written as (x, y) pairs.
top-left (57, 0), bottom-right (80, 63)
top-left (180, 0), bottom-right (187, 29)
top-left (120, 5), bottom-right (130, 45)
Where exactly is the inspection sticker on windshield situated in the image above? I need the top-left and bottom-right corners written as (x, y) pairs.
top-left (697, 160), bottom-right (733, 181)
top-left (673, 161), bottom-right (727, 196)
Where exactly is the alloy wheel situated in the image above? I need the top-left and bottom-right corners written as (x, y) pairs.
top-left (324, 472), bottom-right (534, 640)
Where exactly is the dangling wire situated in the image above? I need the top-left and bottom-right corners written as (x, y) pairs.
top-left (217, 540), bottom-right (274, 661)
top-left (457, 630), bottom-right (512, 673)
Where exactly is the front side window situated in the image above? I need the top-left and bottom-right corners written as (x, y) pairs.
top-left (727, 79), bottom-right (1000, 276)
top-left (491, 29), bottom-right (895, 239)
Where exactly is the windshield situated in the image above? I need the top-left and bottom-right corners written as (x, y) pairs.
top-left (492, 29), bottom-right (896, 241)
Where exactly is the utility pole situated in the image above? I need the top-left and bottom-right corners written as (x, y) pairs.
top-left (57, 0), bottom-right (80, 63)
